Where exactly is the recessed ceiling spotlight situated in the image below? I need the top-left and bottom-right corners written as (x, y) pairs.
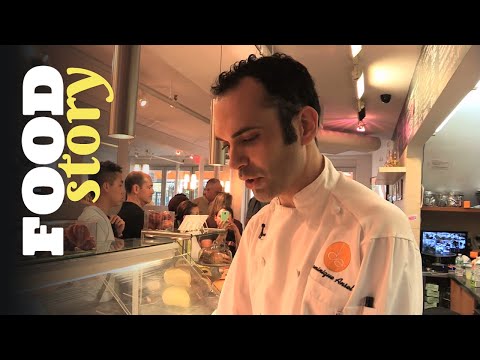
top-left (138, 97), bottom-right (148, 107)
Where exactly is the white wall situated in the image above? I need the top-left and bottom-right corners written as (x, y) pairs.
top-left (422, 89), bottom-right (480, 205)
top-left (370, 138), bottom-right (391, 176)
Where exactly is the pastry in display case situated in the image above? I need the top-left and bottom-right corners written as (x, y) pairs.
top-left (17, 214), bottom-right (231, 314)
top-left (144, 209), bottom-right (175, 231)
top-left (18, 220), bottom-right (99, 266)
top-left (22, 249), bottom-right (222, 315)
top-left (198, 241), bottom-right (233, 267)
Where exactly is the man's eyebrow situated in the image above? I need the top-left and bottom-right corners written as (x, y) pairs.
top-left (217, 126), bottom-right (262, 142)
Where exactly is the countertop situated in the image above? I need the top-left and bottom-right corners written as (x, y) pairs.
top-left (423, 270), bottom-right (480, 303)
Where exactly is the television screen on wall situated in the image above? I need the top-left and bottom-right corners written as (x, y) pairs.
top-left (420, 230), bottom-right (467, 257)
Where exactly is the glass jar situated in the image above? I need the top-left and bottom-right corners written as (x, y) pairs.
top-left (198, 241), bottom-right (232, 267)
top-left (447, 191), bottom-right (463, 207)
top-left (436, 192), bottom-right (449, 207)
top-left (423, 191), bottom-right (436, 207)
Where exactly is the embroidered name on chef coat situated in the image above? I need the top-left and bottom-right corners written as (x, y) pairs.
top-left (312, 241), bottom-right (355, 291)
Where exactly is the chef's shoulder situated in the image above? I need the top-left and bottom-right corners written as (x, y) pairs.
top-left (334, 177), bottom-right (413, 240)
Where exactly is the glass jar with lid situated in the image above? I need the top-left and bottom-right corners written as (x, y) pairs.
top-left (198, 240), bottom-right (232, 267)
top-left (423, 191), bottom-right (436, 207)
top-left (436, 192), bottom-right (449, 207)
top-left (447, 191), bottom-right (463, 207)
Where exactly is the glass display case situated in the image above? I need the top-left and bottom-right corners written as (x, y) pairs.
top-left (20, 243), bottom-right (224, 315)
top-left (16, 216), bottom-right (230, 314)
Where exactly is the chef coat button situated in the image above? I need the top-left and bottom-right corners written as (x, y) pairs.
top-left (262, 257), bottom-right (266, 266)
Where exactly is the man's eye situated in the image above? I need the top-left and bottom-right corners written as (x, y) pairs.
top-left (242, 134), bottom-right (259, 143)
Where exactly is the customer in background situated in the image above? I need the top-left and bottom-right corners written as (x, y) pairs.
top-left (175, 200), bottom-right (200, 229)
top-left (211, 53), bottom-right (423, 315)
top-left (117, 171), bottom-right (154, 239)
top-left (168, 193), bottom-right (189, 214)
top-left (206, 192), bottom-right (243, 235)
top-left (214, 207), bottom-right (242, 257)
top-left (78, 161), bottom-right (125, 252)
top-left (245, 196), bottom-right (268, 226)
top-left (80, 191), bottom-right (95, 206)
top-left (192, 178), bottom-right (223, 215)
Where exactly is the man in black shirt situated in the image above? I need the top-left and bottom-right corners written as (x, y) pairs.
top-left (117, 171), bottom-right (154, 239)
top-left (245, 196), bottom-right (268, 226)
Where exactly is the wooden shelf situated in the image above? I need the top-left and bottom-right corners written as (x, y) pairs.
top-left (375, 166), bottom-right (406, 185)
top-left (421, 206), bottom-right (480, 213)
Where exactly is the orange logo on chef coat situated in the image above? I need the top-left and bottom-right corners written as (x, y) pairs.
top-left (324, 241), bottom-right (351, 272)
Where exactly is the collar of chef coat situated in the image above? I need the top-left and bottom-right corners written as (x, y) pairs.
top-left (269, 155), bottom-right (341, 221)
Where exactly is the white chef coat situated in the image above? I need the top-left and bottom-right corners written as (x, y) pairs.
top-left (215, 156), bottom-right (423, 315)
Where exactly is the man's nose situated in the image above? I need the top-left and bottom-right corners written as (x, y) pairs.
top-left (228, 145), bottom-right (248, 170)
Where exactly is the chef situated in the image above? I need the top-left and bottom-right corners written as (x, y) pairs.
top-left (210, 52), bottom-right (423, 315)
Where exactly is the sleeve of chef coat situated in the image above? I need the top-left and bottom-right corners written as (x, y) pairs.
top-left (214, 220), bottom-right (254, 315)
top-left (350, 235), bottom-right (424, 315)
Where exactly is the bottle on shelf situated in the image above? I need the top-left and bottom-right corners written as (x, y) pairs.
top-left (455, 254), bottom-right (464, 277)
top-left (471, 258), bottom-right (480, 287)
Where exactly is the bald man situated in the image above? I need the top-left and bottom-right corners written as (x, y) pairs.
top-left (193, 178), bottom-right (223, 215)
top-left (117, 171), bottom-right (154, 239)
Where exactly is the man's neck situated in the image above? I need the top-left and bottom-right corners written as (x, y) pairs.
top-left (278, 149), bottom-right (324, 208)
top-left (126, 194), bottom-right (143, 208)
top-left (94, 197), bottom-right (112, 215)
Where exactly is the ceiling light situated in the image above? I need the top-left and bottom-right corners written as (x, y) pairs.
top-left (138, 97), bottom-right (148, 107)
top-left (351, 45), bottom-right (362, 58)
top-left (210, 99), bottom-right (227, 166)
top-left (356, 121), bottom-right (366, 132)
top-left (356, 72), bottom-right (365, 99)
top-left (109, 45), bottom-right (141, 139)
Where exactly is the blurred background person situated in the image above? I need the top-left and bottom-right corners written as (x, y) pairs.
top-left (214, 207), bottom-right (242, 257)
top-left (80, 191), bottom-right (95, 206)
top-left (175, 200), bottom-right (200, 228)
top-left (193, 178), bottom-right (222, 215)
top-left (207, 192), bottom-right (243, 235)
top-left (117, 171), bottom-right (154, 239)
top-left (245, 196), bottom-right (268, 226)
top-left (168, 193), bottom-right (189, 214)
top-left (78, 161), bottom-right (125, 252)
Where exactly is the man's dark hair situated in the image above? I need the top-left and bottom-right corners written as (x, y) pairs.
top-left (125, 171), bottom-right (147, 193)
top-left (89, 160), bottom-right (122, 187)
top-left (206, 178), bottom-right (221, 187)
top-left (211, 53), bottom-right (321, 145)
top-left (168, 193), bottom-right (189, 212)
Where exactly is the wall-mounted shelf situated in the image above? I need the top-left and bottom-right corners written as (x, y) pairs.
top-left (375, 166), bottom-right (406, 185)
top-left (421, 206), bottom-right (480, 213)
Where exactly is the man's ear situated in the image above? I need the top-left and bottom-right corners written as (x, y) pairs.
top-left (133, 184), bottom-right (140, 194)
top-left (298, 106), bottom-right (318, 145)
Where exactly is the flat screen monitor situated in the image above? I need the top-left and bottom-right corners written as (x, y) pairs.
top-left (420, 230), bottom-right (467, 257)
